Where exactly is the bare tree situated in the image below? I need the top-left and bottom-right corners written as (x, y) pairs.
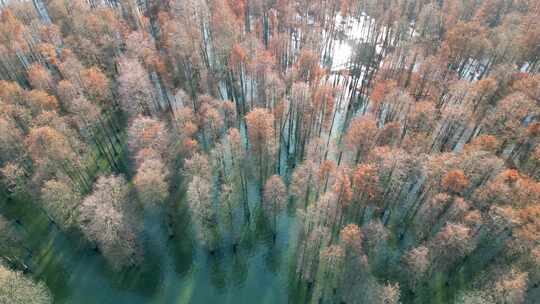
top-left (78, 175), bottom-right (140, 270)
top-left (187, 175), bottom-right (218, 253)
top-left (40, 179), bottom-right (81, 230)
top-left (0, 264), bottom-right (52, 304)
top-left (133, 158), bottom-right (169, 208)
top-left (263, 175), bottom-right (287, 238)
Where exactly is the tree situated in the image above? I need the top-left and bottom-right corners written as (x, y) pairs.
top-left (40, 179), bottom-right (81, 230)
top-left (245, 108), bottom-right (277, 185)
top-left (127, 115), bottom-right (170, 163)
top-left (458, 267), bottom-right (529, 304)
top-left (0, 216), bottom-right (28, 272)
top-left (483, 92), bottom-right (537, 153)
top-left (340, 224), bottom-right (365, 259)
top-left (200, 102), bottom-right (224, 146)
top-left (312, 244), bottom-right (344, 304)
top-left (26, 126), bottom-right (86, 188)
top-left (472, 169), bottom-right (540, 210)
top-left (223, 128), bottom-right (250, 222)
top-left (290, 160), bottom-right (318, 207)
top-left (133, 158), bottom-right (169, 208)
top-left (161, 0), bottom-right (208, 97)
top-left (402, 246), bottom-right (430, 290)
top-left (332, 167), bottom-right (353, 214)
top-left (0, 264), bottom-right (52, 304)
top-left (1, 162), bottom-right (28, 197)
top-left (442, 21), bottom-right (490, 77)
top-left (27, 64), bottom-right (53, 92)
top-left (171, 105), bottom-right (199, 158)
top-left (296, 225), bottom-right (330, 283)
top-left (295, 49), bottom-right (322, 84)
top-left (351, 163), bottom-right (381, 221)
top-left (80, 67), bottom-right (110, 103)
top-left (287, 82), bottom-right (312, 161)
top-left (187, 175), bottom-right (218, 252)
top-left (429, 223), bottom-right (473, 273)
top-left (408, 100), bottom-right (436, 133)
top-left (336, 223), bottom-right (370, 303)
top-left (210, 0), bottom-right (241, 65)
top-left (262, 175), bottom-right (287, 237)
top-left (0, 115), bottom-right (25, 165)
top-left (441, 169), bottom-right (469, 194)
top-left (117, 57), bottom-right (158, 117)
top-left (24, 90), bottom-right (59, 117)
top-left (78, 175), bottom-right (139, 270)
top-left (0, 10), bottom-right (30, 83)
top-left (363, 220), bottom-right (390, 267)
top-left (125, 30), bottom-right (158, 67)
top-left (376, 282), bottom-right (400, 304)
top-left (220, 100), bottom-right (237, 130)
top-left (492, 268), bottom-right (528, 304)
top-left (184, 152), bottom-right (212, 182)
top-left (219, 182), bottom-right (242, 248)
top-left (414, 193), bottom-right (454, 240)
top-left (56, 80), bottom-right (80, 106)
top-left (343, 115), bottom-right (378, 164)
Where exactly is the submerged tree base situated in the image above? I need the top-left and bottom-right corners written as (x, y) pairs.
top-left (0, 0), bottom-right (539, 303)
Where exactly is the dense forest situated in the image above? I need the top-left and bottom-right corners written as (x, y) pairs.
top-left (0, 0), bottom-right (539, 303)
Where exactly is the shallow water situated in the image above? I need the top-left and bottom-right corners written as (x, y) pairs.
top-left (1, 193), bottom-right (302, 304)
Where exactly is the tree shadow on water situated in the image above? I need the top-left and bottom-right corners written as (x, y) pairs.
top-left (207, 252), bottom-right (227, 290)
top-left (230, 251), bottom-right (248, 287)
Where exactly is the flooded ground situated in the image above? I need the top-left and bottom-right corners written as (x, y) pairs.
top-left (0, 13), bottom-right (369, 304)
top-left (1, 191), bottom-right (303, 304)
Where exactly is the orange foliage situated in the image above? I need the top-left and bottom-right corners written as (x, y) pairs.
top-left (80, 67), bottom-right (110, 102)
top-left (443, 21), bottom-right (490, 63)
top-left (465, 135), bottom-right (501, 153)
top-left (0, 81), bottom-right (24, 104)
top-left (25, 90), bottom-right (59, 115)
top-left (344, 115), bottom-right (378, 162)
top-left (318, 160), bottom-right (337, 186)
top-left (0, 10), bottom-right (26, 51)
top-left (352, 164), bottom-right (381, 200)
top-left (28, 64), bottom-right (53, 91)
top-left (378, 122), bottom-right (401, 146)
top-left (245, 108), bottom-right (277, 163)
top-left (333, 169), bottom-right (353, 207)
top-left (441, 169), bottom-right (469, 194)
top-left (227, 0), bottom-right (246, 21)
top-left (517, 205), bottom-right (540, 249)
top-left (340, 224), bottom-right (364, 256)
top-left (230, 43), bottom-right (248, 69)
top-left (512, 74), bottom-right (540, 101)
top-left (474, 169), bottom-right (540, 209)
top-left (296, 49), bottom-right (322, 83)
top-left (313, 84), bottom-right (335, 128)
top-left (370, 80), bottom-right (397, 105)
top-left (38, 43), bottom-right (59, 65)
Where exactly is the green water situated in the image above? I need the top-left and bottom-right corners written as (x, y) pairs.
top-left (1, 193), bottom-right (303, 304)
